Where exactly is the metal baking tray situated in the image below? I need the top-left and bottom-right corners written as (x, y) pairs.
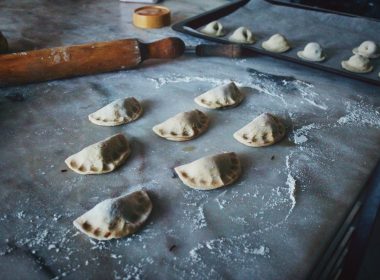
top-left (172, 0), bottom-right (380, 86)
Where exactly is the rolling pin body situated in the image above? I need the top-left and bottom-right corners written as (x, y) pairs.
top-left (0, 37), bottom-right (185, 86)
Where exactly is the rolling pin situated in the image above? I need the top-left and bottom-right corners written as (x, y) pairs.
top-left (0, 36), bottom-right (255, 86)
top-left (0, 37), bottom-right (185, 86)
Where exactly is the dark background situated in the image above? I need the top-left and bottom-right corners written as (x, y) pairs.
top-left (275, 0), bottom-right (380, 20)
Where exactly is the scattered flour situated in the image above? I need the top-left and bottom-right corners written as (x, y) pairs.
top-left (337, 101), bottom-right (380, 127)
top-left (292, 123), bottom-right (321, 144)
top-left (253, 245), bottom-right (270, 256)
top-left (148, 75), bottom-right (239, 89)
top-left (3, 69), bottom-right (380, 279)
top-left (193, 206), bottom-right (207, 230)
top-left (294, 80), bottom-right (328, 110)
top-left (286, 174), bottom-right (296, 214)
top-left (248, 69), bottom-right (328, 110)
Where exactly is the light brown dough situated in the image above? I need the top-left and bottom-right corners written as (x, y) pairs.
top-left (194, 82), bottom-right (244, 109)
top-left (233, 113), bottom-right (286, 147)
top-left (88, 97), bottom-right (143, 126)
top-left (73, 190), bottom-right (152, 240)
top-left (65, 133), bottom-right (130, 174)
top-left (152, 109), bottom-right (209, 141)
top-left (174, 152), bottom-right (241, 190)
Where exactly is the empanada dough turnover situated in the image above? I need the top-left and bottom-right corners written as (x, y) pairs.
top-left (175, 152), bottom-right (242, 190)
top-left (89, 97), bottom-right (142, 126)
top-left (200, 21), bottom-right (224, 37)
top-left (341, 54), bottom-right (373, 73)
top-left (228, 27), bottom-right (255, 44)
top-left (152, 110), bottom-right (209, 141)
top-left (261, 33), bottom-right (290, 53)
top-left (234, 113), bottom-right (286, 147)
top-left (65, 133), bottom-right (130, 174)
top-left (194, 82), bottom-right (244, 109)
top-left (297, 42), bottom-right (325, 62)
top-left (353, 40), bottom-right (379, 58)
top-left (73, 190), bottom-right (152, 240)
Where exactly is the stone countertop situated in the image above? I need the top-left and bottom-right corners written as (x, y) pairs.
top-left (0, 0), bottom-right (379, 279)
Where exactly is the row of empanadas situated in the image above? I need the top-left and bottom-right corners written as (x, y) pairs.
top-left (65, 82), bottom-right (244, 174)
top-left (341, 40), bottom-right (379, 74)
top-left (200, 21), bottom-right (379, 75)
top-left (73, 152), bottom-right (242, 240)
top-left (68, 86), bottom-right (286, 241)
top-left (69, 98), bottom-right (149, 239)
top-left (173, 113), bottom-right (286, 191)
top-left (65, 97), bottom-right (143, 174)
top-left (200, 21), bottom-right (291, 52)
top-left (200, 21), bottom-right (255, 44)
top-left (152, 82), bottom-right (244, 141)
top-left (72, 114), bottom-right (285, 239)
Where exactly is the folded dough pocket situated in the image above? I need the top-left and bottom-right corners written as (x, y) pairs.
top-left (73, 190), bottom-right (152, 240)
top-left (200, 20), bottom-right (224, 37)
top-left (194, 82), bottom-right (244, 109)
top-left (228, 27), bottom-right (255, 44)
top-left (174, 152), bottom-right (242, 190)
top-left (234, 113), bottom-right (286, 147)
top-left (152, 109), bottom-right (209, 141)
top-left (261, 33), bottom-right (290, 53)
top-left (65, 133), bottom-right (130, 175)
top-left (88, 97), bottom-right (143, 126)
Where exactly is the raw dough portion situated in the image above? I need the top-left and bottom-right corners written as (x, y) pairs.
top-left (297, 42), bottom-right (326, 62)
top-left (152, 109), bottom-right (209, 141)
top-left (65, 133), bottom-right (130, 175)
top-left (194, 82), bottom-right (244, 109)
top-left (89, 97), bottom-right (143, 126)
top-left (175, 152), bottom-right (241, 190)
top-left (228, 27), bottom-right (255, 44)
top-left (341, 54), bottom-right (373, 73)
top-left (200, 21), bottom-right (224, 37)
top-left (261, 34), bottom-right (290, 53)
top-left (353, 40), bottom-right (379, 58)
top-left (233, 113), bottom-right (286, 147)
top-left (73, 190), bottom-right (152, 240)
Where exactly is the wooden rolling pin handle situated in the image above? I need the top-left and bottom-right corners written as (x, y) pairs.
top-left (141, 37), bottom-right (185, 60)
top-left (0, 37), bottom-right (185, 86)
top-left (195, 44), bottom-right (255, 58)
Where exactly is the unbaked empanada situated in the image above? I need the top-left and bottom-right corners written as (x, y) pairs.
top-left (65, 133), bottom-right (130, 174)
top-left (233, 113), bottom-right (286, 147)
top-left (194, 82), bottom-right (244, 109)
top-left (297, 42), bottom-right (326, 62)
top-left (341, 54), bottom-right (373, 73)
top-left (73, 190), bottom-right (152, 240)
top-left (228, 27), bottom-right (255, 44)
top-left (152, 110), bottom-right (209, 141)
top-left (174, 152), bottom-right (241, 190)
top-left (353, 40), bottom-right (379, 59)
top-left (261, 33), bottom-right (290, 53)
top-left (88, 97), bottom-right (142, 126)
top-left (200, 21), bottom-right (224, 37)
